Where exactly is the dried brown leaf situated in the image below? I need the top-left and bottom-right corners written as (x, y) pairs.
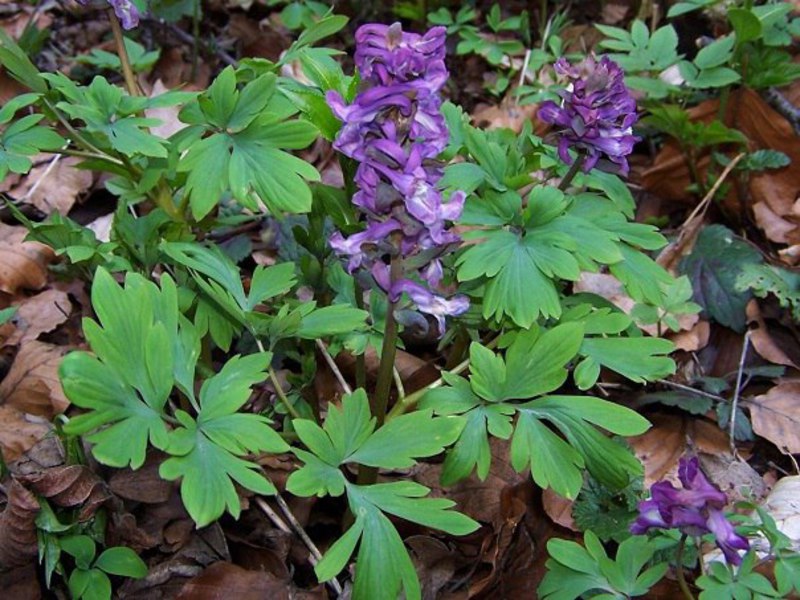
top-left (0, 341), bottom-right (69, 416)
top-left (0, 231), bottom-right (55, 295)
top-left (746, 380), bottom-right (800, 454)
top-left (0, 404), bottom-right (51, 464)
top-left (19, 465), bottom-right (110, 521)
top-left (4, 289), bottom-right (72, 347)
top-left (0, 479), bottom-right (39, 570)
top-left (8, 156), bottom-right (92, 215)
top-left (176, 561), bottom-right (290, 600)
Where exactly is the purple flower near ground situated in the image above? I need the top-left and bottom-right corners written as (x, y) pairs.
top-left (327, 23), bottom-right (468, 334)
top-left (631, 456), bottom-right (750, 565)
top-left (538, 56), bottom-right (639, 175)
top-left (76, 0), bottom-right (140, 29)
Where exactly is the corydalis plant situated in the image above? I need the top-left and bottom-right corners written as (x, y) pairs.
top-left (632, 456), bottom-right (749, 565)
top-left (539, 55), bottom-right (639, 175)
top-left (76, 0), bottom-right (140, 29)
top-left (327, 23), bottom-right (468, 334)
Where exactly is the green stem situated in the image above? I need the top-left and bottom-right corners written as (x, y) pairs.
top-left (56, 147), bottom-right (124, 166)
top-left (370, 256), bottom-right (402, 427)
top-left (357, 256), bottom-right (402, 486)
top-left (107, 8), bottom-right (139, 97)
top-left (43, 99), bottom-right (106, 157)
top-left (558, 155), bottom-right (585, 191)
top-left (354, 281), bottom-right (367, 390)
top-left (385, 336), bottom-right (499, 421)
top-left (676, 534), bottom-right (697, 600)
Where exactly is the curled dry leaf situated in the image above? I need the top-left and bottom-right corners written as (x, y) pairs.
top-left (0, 341), bottom-right (69, 417)
top-left (0, 480), bottom-right (40, 570)
top-left (0, 226), bottom-right (55, 295)
top-left (4, 288), bottom-right (72, 347)
top-left (746, 380), bottom-right (800, 454)
top-left (18, 465), bottom-right (110, 522)
top-left (0, 404), bottom-right (51, 464)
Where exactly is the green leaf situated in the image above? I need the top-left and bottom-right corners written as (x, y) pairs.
top-left (679, 225), bottom-right (763, 331)
top-left (159, 353), bottom-right (289, 526)
top-left (296, 304), bottom-right (369, 339)
top-left (61, 269), bottom-right (184, 468)
top-left (540, 532), bottom-right (664, 599)
top-left (60, 535), bottom-right (96, 570)
top-left (179, 74), bottom-right (320, 219)
top-left (0, 30), bottom-right (47, 93)
top-left (95, 547), bottom-right (148, 578)
top-left (458, 230), bottom-right (562, 327)
top-left (315, 482), bottom-right (478, 600)
top-left (349, 410), bottom-right (464, 469)
top-left (580, 336), bottom-right (675, 383)
top-left (522, 396), bottom-right (648, 491)
top-left (247, 263), bottom-right (296, 310)
top-left (0, 306), bottom-right (16, 326)
top-left (69, 568), bottom-right (111, 600)
top-left (511, 411), bottom-right (585, 498)
top-left (728, 8), bottom-right (763, 43)
top-left (501, 323), bottom-right (584, 399)
top-left (694, 35), bottom-right (735, 69)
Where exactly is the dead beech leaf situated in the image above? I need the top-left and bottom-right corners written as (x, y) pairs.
top-left (8, 155), bottom-right (92, 215)
top-left (472, 100), bottom-right (540, 134)
top-left (0, 479), bottom-right (40, 570)
top-left (176, 561), bottom-right (290, 600)
top-left (19, 465), bottom-right (110, 522)
top-left (746, 300), bottom-right (798, 368)
top-left (0, 232), bottom-right (55, 295)
top-left (0, 341), bottom-right (69, 417)
top-left (746, 381), bottom-right (800, 454)
top-left (542, 488), bottom-right (577, 530)
top-left (0, 404), bottom-right (51, 463)
top-left (642, 89), bottom-right (800, 247)
top-left (4, 288), bottom-right (72, 347)
top-left (758, 476), bottom-right (800, 549)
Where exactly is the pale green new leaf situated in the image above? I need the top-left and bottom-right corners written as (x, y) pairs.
top-left (60, 269), bottom-right (186, 468)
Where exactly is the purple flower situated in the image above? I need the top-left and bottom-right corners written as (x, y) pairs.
top-left (538, 56), bottom-right (638, 175)
top-left (631, 457), bottom-right (749, 565)
top-left (76, 0), bottom-right (140, 29)
top-left (327, 23), bottom-right (466, 335)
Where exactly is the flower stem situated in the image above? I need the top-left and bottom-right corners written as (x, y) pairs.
top-left (107, 9), bottom-right (139, 97)
top-left (558, 155), bottom-right (585, 191)
top-left (370, 256), bottom-right (402, 427)
top-left (357, 257), bottom-right (402, 486)
top-left (676, 534), bottom-right (696, 600)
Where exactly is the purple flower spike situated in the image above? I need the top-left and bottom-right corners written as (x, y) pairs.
top-left (538, 56), bottom-right (638, 175)
top-left (631, 457), bottom-right (749, 565)
top-left (76, 0), bottom-right (141, 29)
top-left (327, 23), bottom-right (467, 335)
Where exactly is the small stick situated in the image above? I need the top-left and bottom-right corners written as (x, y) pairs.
top-left (729, 331), bottom-right (751, 455)
top-left (255, 338), bottom-right (303, 419)
top-left (256, 496), bottom-right (344, 596)
top-left (20, 148), bottom-right (64, 203)
top-left (316, 339), bottom-right (352, 396)
top-left (655, 379), bottom-right (726, 403)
